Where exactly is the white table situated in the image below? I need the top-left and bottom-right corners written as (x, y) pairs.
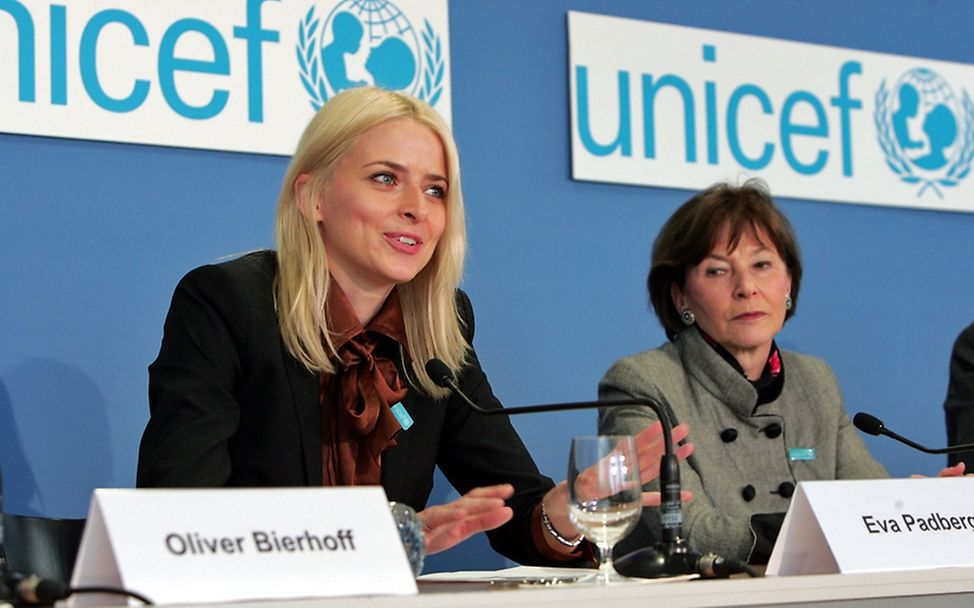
top-left (156, 567), bottom-right (974, 608)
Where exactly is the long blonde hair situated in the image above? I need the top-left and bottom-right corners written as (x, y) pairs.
top-left (274, 87), bottom-right (468, 397)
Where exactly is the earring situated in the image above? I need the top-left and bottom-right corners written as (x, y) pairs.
top-left (784, 294), bottom-right (793, 311)
top-left (680, 309), bottom-right (695, 326)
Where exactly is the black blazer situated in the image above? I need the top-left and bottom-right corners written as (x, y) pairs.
top-left (946, 322), bottom-right (974, 470)
top-left (137, 251), bottom-right (555, 565)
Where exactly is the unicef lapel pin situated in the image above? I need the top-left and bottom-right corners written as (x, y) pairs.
top-left (390, 402), bottom-right (414, 430)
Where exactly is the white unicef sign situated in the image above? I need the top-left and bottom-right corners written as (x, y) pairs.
top-left (569, 11), bottom-right (974, 213)
top-left (0, 0), bottom-right (451, 156)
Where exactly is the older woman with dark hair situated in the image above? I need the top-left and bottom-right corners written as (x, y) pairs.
top-left (597, 180), bottom-right (888, 564)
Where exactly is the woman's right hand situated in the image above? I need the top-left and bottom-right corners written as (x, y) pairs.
top-left (416, 484), bottom-right (515, 555)
top-left (542, 421), bottom-right (696, 540)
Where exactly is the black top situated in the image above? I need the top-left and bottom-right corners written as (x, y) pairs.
top-left (137, 250), bottom-right (556, 565)
top-left (945, 322), bottom-right (974, 470)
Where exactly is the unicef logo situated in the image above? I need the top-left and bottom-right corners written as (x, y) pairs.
top-left (296, 0), bottom-right (444, 110)
top-left (875, 67), bottom-right (974, 198)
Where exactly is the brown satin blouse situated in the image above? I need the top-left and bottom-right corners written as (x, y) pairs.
top-left (319, 282), bottom-right (587, 563)
top-left (320, 283), bottom-right (409, 486)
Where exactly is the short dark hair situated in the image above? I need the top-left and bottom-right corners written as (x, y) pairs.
top-left (648, 180), bottom-right (803, 339)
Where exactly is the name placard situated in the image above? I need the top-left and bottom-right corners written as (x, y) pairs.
top-left (767, 478), bottom-right (974, 575)
top-left (70, 487), bottom-right (417, 605)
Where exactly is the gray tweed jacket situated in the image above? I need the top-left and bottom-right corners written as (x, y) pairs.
top-left (598, 327), bottom-right (887, 562)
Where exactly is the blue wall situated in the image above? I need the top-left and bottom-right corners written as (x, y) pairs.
top-left (3, 1), bottom-right (973, 572)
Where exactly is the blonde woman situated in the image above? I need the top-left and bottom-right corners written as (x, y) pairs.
top-left (137, 87), bottom-right (689, 564)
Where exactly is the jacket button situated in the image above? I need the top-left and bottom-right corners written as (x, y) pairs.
top-left (763, 423), bottom-right (782, 438)
top-left (777, 482), bottom-right (795, 498)
top-left (720, 428), bottom-right (738, 443)
top-left (741, 485), bottom-right (756, 502)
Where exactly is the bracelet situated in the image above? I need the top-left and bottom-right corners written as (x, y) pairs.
top-left (540, 502), bottom-right (583, 548)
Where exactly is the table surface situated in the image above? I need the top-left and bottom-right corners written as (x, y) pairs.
top-left (116, 566), bottom-right (974, 608)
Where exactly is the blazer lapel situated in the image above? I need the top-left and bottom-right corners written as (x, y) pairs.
top-left (281, 345), bottom-right (323, 486)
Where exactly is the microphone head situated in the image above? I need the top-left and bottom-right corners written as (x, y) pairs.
top-left (853, 412), bottom-right (885, 436)
top-left (31, 578), bottom-right (70, 604)
top-left (424, 358), bottom-right (453, 388)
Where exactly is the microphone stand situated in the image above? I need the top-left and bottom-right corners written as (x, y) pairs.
top-left (425, 359), bottom-right (756, 578)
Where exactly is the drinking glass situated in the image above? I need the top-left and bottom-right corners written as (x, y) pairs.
top-left (568, 435), bottom-right (642, 584)
top-left (389, 502), bottom-right (425, 577)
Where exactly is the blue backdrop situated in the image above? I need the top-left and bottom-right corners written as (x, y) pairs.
top-left (2, 0), bottom-right (973, 573)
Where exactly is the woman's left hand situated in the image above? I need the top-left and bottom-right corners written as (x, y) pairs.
top-left (417, 484), bottom-right (515, 555)
top-left (936, 461), bottom-right (968, 477)
top-left (910, 461), bottom-right (972, 478)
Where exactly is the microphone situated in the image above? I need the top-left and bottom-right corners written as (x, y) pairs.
top-left (0, 570), bottom-right (153, 606)
top-left (853, 412), bottom-right (974, 455)
top-left (425, 358), bottom-right (755, 578)
top-left (0, 469), bottom-right (152, 606)
top-left (5, 573), bottom-right (70, 605)
top-left (0, 568), bottom-right (71, 605)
